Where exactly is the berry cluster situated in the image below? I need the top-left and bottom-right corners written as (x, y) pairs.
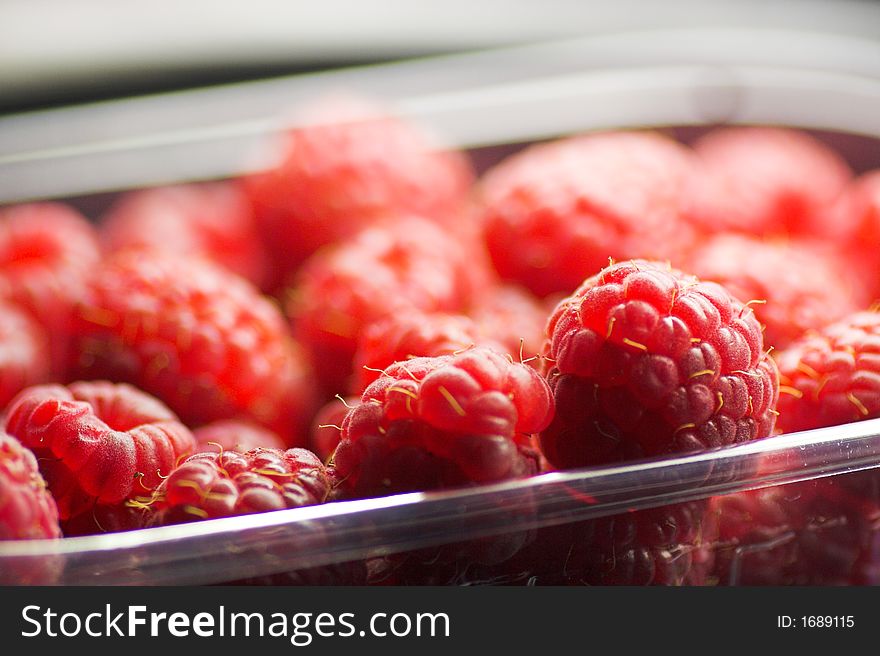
top-left (1, 105), bottom-right (878, 586)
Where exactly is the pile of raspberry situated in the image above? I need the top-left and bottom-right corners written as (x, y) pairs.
top-left (2, 104), bottom-right (880, 587)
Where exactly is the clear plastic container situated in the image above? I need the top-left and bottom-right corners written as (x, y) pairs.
top-left (2, 22), bottom-right (880, 585)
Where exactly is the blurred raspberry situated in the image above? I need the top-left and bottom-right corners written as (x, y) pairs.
top-left (470, 283), bottom-right (549, 365)
top-left (70, 251), bottom-right (315, 444)
top-left (334, 347), bottom-right (554, 498)
top-left (775, 311), bottom-right (880, 434)
top-left (240, 99), bottom-right (474, 291)
top-left (101, 182), bottom-right (268, 288)
top-left (479, 131), bottom-right (698, 297)
top-left (194, 420), bottom-right (287, 453)
top-left (557, 502), bottom-right (710, 585)
top-left (0, 300), bottom-right (51, 409)
top-left (541, 260), bottom-right (779, 470)
top-left (289, 218), bottom-right (487, 393)
top-left (686, 127), bottom-right (853, 241)
top-left (710, 479), bottom-right (880, 585)
top-left (0, 202), bottom-right (101, 375)
top-left (686, 233), bottom-right (869, 350)
top-left (309, 396), bottom-right (357, 461)
top-left (148, 447), bottom-right (332, 526)
top-left (4, 381), bottom-right (195, 521)
top-left (0, 431), bottom-right (61, 540)
top-left (352, 312), bottom-right (494, 393)
top-left (60, 504), bottom-right (150, 537)
top-left (840, 171), bottom-right (880, 301)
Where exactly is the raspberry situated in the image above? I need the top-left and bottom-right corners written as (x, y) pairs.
top-left (309, 396), bottom-right (357, 461)
top-left (60, 504), bottom-right (149, 537)
top-left (841, 171), bottom-right (880, 300)
top-left (470, 283), bottom-right (549, 365)
top-left (3, 381), bottom-right (195, 521)
top-left (333, 347), bottom-right (554, 498)
top-left (479, 131), bottom-right (697, 297)
top-left (289, 218), bottom-right (485, 393)
top-left (352, 312), bottom-right (497, 393)
top-left (147, 447), bottom-right (332, 526)
top-left (101, 182), bottom-right (268, 288)
top-left (0, 202), bottom-right (101, 375)
top-left (0, 431), bottom-right (61, 540)
top-left (545, 502), bottom-right (711, 585)
top-left (241, 100), bottom-right (474, 291)
top-left (710, 479), bottom-right (880, 585)
top-left (70, 251), bottom-right (315, 444)
top-left (193, 420), bottom-right (287, 453)
top-left (352, 285), bottom-right (547, 394)
top-left (686, 234), bottom-right (869, 350)
top-left (775, 311), bottom-right (880, 434)
top-left (541, 260), bottom-right (779, 470)
top-left (0, 300), bottom-right (51, 409)
top-left (686, 127), bottom-right (853, 240)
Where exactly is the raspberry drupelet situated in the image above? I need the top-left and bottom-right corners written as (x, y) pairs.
top-left (333, 347), bottom-right (554, 499)
top-left (4, 382), bottom-right (196, 521)
top-left (540, 260), bottom-right (779, 470)
top-left (479, 131), bottom-right (698, 297)
top-left (69, 250), bottom-right (315, 444)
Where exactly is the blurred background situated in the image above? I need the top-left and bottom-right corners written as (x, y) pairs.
top-left (3, 0), bottom-right (880, 114)
top-left (2, 0), bottom-right (880, 204)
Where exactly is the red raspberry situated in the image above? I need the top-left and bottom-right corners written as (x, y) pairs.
top-left (309, 396), bottom-right (357, 461)
top-left (775, 311), bottom-right (880, 433)
top-left (289, 218), bottom-right (485, 393)
top-left (70, 251), bottom-right (315, 444)
top-left (708, 486), bottom-right (798, 585)
top-left (541, 260), bottom-right (779, 469)
top-left (4, 381), bottom-right (195, 521)
top-left (470, 283), bottom-right (549, 365)
top-left (60, 504), bottom-right (149, 537)
top-left (686, 127), bottom-right (853, 240)
top-left (353, 312), bottom-right (494, 393)
top-left (710, 479), bottom-right (880, 585)
top-left (0, 202), bottom-right (101, 375)
top-left (352, 285), bottom-right (547, 394)
top-left (334, 347), bottom-right (554, 498)
top-left (479, 131), bottom-right (698, 297)
top-left (101, 182), bottom-right (268, 288)
top-left (193, 420), bottom-right (287, 452)
top-left (686, 233), bottom-right (869, 350)
top-left (148, 447), bottom-right (332, 526)
top-left (840, 171), bottom-right (880, 300)
top-left (0, 431), bottom-right (61, 540)
top-left (463, 499), bottom-right (712, 586)
top-left (241, 100), bottom-right (474, 291)
top-left (0, 300), bottom-right (51, 409)
top-left (552, 502), bottom-right (711, 585)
